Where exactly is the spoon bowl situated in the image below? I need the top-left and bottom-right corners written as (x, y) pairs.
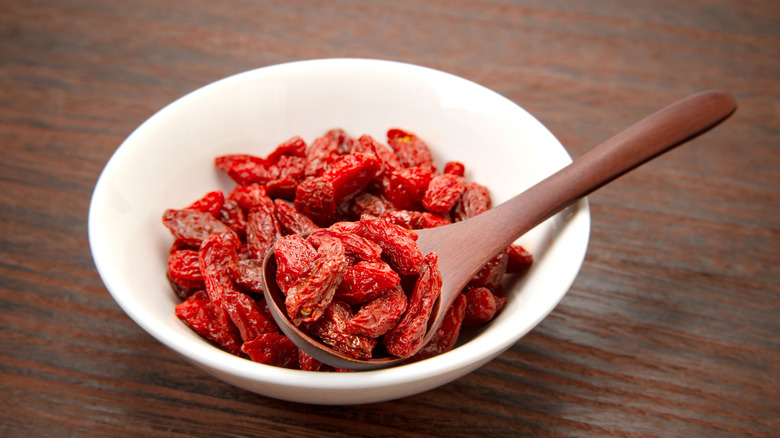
top-left (263, 90), bottom-right (737, 370)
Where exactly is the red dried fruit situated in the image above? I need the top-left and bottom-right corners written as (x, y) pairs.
top-left (308, 228), bottom-right (382, 262)
top-left (227, 185), bottom-right (269, 212)
top-left (453, 182), bottom-right (492, 222)
top-left (285, 240), bottom-right (347, 325)
top-left (408, 293), bottom-right (467, 362)
top-left (321, 153), bottom-right (381, 204)
top-left (463, 287), bottom-right (507, 326)
top-left (298, 350), bottom-right (334, 372)
top-left (342, 192), bottom-right (393, 220)
top-left (175, 291), bottom-right (242, 356)
top-left (345, 285), bottom-right (407, 337)
top-left (422, 174), bottom-right (466, 215)
top-left (358, 215), bottom-right (423, 276)
top-left (327, 221), bottom-right (363, 235)
top-left (324, 128), bottom-right (356, 155)
top-left (265, 155), bottom-right (306, 200)
top-left (294, 176), bottom-right (337, 226)
top-left (382, 210), bottom-right (450, 230)
top-left (382, 167), bottom-right (433, 210)
top-left (273, 234), bottom-right (318, 294)
top-left (246, 195), bottom-right (282, 260)
top-left (273, 199), bottom-right (319, 235)
top-left (215, 154), bottom-right (269, 186)
top-left (266, 135), bottom-right (307, 164)
top-left (354, 134), bottom-right (402, 176)
top-left (336, 260), bottom-right (401, 304)
top-left (468, 250), bottom-right (509, 291)
top-left (228, 258), bottom-right (265, 293)
top-left (304, 135), bottom-right (340, 177)
top-left (187, 190), bottom-right (225, 218)
top-left (216, 199), bottom-right (246, 239)
top-left (241, 333), bottom-right (300, 369)
top-left (168, 249), bottom-right (205, 291)
top-left (443, 161), bottom-right (465, 177)
top-left (383, 252), bottom-right (442, 358)
top-left (304, 300), bottom-right (377, 360)
top-left (387, 128), bottom-right (435, 171)
top-left (506, 244), bottom-right (533, 274)
top-left (200, 233), bottom-right (277, 341)
top-left (162, 208), bottom-right (235, 248)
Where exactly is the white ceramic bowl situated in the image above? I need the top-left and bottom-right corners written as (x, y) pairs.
top-left (89, 58), bottom-right (590, 405)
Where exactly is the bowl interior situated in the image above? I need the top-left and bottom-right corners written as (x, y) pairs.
top-left (88, 59), bottom-right (590, 405)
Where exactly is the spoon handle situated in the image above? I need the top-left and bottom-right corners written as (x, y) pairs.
top-left (465, 90), bottom-right (737, 261)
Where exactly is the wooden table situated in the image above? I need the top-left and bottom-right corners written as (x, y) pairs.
top-left (2, 1), bottom-right (777, 436)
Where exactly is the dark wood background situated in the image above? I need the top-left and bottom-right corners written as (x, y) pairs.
top-left (1, 1), bottom-right (777, 436)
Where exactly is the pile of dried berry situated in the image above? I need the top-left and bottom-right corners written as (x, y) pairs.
top-left (163, 128), bottom-right (532, 371)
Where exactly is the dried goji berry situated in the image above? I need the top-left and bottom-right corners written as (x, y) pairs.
top-left (308, 228), bottom-right (382, 262)
top-left (345, 285), bottom-right (407, 337)
top-left (382, 167), bottom-right (433, 210)
top-left (215, 154), bottom-right (270, 186)
top-left (357, 215), bottom-right (423, 276)
top-left (200, 233), bottom-right (277, 341)
top-left (187, 190), bottom-right (225, 218)
top-left (294, 176), bottom-right (337, 226)
top-left (175, 291), bottom-right (243, 356)
top-left (298, 350), bottom-right (335, 372)
top-left (342, 192), bottom-right (393, 220)
top-left (506, 244), bottom-right (534, 274)
top-left (354, 134), bottom-right (402, 176)
top-left (463, 287), bottom-right (507, 326)
top-left (241, 333), bottom-right (300, 369)
top-left (246, 195), bottom-right (282, 261)
top-left (381, 210), bottom-right (449, 230)
top-left (408, 293), bottom-right (467, 362)
top-left (266, 135), bottom-right (307, 164)
top-left (452, 182), bottom-right (492, 222)
top-left (304, 135), bottom-right (340, 177)
top-left (321, 153), bottom-right (381, 205)
top-left (218, 199), bottom-right (247, 239)
top-left (383, 252), bottom-right (442, 358)
top-left (273, 234), bottom-right (318, 294)
top-left (162, 208), bottom-right (235, 248)
top-left (265, 155), bottom-right (306, 200)
top-left (327, 220), bottom-right (363, 235)
top-left (387, 128), bottom-right (436, 171)
top-left (227, 184), bottom-right (270, 212)
top-left (168, 249), bottom-right (205, 291)
top-left (273, 198), bottom-right (319, 235)
top-left (443, 161), bottom-right (465, 177)
top-left (422, 173), bottom-right (466, 215)
top-left (336, 260), bottom-right (401, 304)
top-left (228, 258), bottom-right (265, 293)
top-left (284, 239), bottom-right (347, 325)
top-left (304, 300), bottom-right (377, 359)
top-left (324, 128), bottom-right (356, 155)
top-left (468, 249), bottom-right (509, 291)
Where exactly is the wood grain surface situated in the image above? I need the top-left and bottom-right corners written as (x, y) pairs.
top-left (1, 1), bottom-right (777, 436)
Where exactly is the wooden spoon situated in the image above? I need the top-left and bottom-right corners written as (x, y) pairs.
top-left (262, 90), bottom-right (737, 371)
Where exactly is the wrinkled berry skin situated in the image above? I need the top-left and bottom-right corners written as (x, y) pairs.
top-left (383, 252), bottom-right (442, 358)
top-left (284, 240), bottom-right (347, 326)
